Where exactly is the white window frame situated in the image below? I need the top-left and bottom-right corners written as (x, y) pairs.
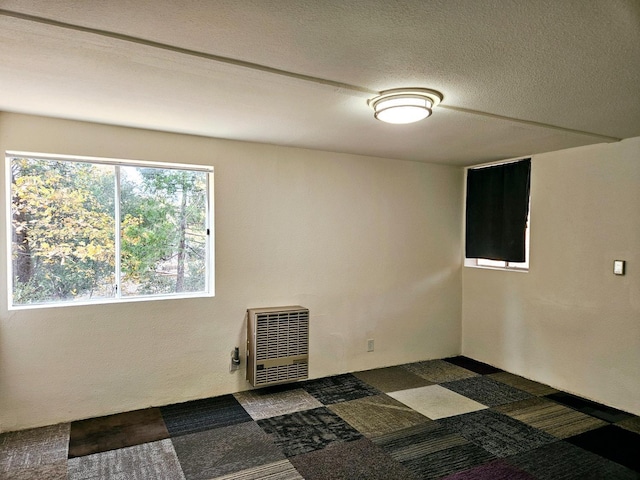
top-left (6, 151), bottom-right (215, 309)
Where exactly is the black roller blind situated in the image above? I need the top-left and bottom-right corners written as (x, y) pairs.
top-left (465, 159), bottom-right (531, 262)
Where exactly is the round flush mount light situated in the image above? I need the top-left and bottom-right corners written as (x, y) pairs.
top-left (368, 88), bottom-right (443, 124)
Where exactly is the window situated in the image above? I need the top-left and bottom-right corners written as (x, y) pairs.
top-left (465, 158), bottom-right (531, 271)
top-left (7, 152), bottom-right (213, 307)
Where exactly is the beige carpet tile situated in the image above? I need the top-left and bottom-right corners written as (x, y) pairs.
top-left (402, 359), bottom-right (479, 383)
top-left (328, 393), bottom-right (431, 438)
top-left (0, 423), bottom-right (69, 479)
top-left (388, 385), bottom-right (487, 420)
top-left (488, 372), bottom-right (558, 396)
top-left (494, 397), bottom-right (607, 438)
top-left (353, 366), bottom-right (434, 393)
top-left (234, 388), bottom-right (322, 421)
top-left (616, 416), bottom-right (640, 435)
top-left (208, 460), bottom-right (303, 480)
top-left (67, 439), bottom-right (185, 480)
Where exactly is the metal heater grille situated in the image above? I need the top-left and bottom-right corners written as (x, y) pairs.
top-left (247, 306), bottom-right (309, 387)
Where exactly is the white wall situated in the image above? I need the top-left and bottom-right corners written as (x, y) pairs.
top-left (0, 113), bottom-right (463, 432)
top-left (462, 137), bottom-right (640, 415)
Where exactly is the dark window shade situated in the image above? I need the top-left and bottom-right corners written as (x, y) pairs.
top-left (465, 159), bottom-right (531, 262)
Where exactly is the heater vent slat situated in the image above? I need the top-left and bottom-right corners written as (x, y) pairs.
top-left (247, 306), bottom-right (309, 387)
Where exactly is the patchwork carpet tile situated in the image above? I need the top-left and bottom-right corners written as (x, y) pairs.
top-left (616, 415), bottom-right (640, 435)
top-left (233, 388), bottom-right (322, 421)
top-left (438, 409), bottom-right (557, 457)
top-left (68, 407), bottom-right (169, 458)
top-left (171, 421), bottom-right (285, 480)
top-left (257, 406), bottom-right (362, 457)
top-left (442, 376), bottom-right (533, 407)
top-left (402, 359), bottom-right (479, 383)
top-left (0, 423), bottom-right (69, 480)
top-left (372, 422), bottom-right (471, 461)
top-left (494, 397), bottom-right (606, 438)
top-left (443, 356), bottom-right (503, 375)
top-left (328, 393), bottom-right (431, 438)
top-left (353, 366), bottom-right (433, 393)
top-left (160, 394), bottom-right (252, 437)
top-left (388, 384), bottom-right (487, 420)
top-left (290, 437), bottom-right (417, 480)
top-left (300, 374), bottom-right (380, 405)
top-left (507, 440), bottom-right (639, 480)
top-left (441, 459), bottom-right (536, 480)
top-left (373, 421), bottom-right (497, 477)
top-left (545, 391), bottom-right (635, 423)
top-left (565, 424), bottom-right (640, 472)
top-left (67, 439), bottom-right (185, 480)
top-left (209, 460), bottom-right (303, 480)
top-left (488, 372), bottom-right (558, 396)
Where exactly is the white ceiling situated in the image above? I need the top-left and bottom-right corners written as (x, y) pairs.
top-left (1, 0), bottom-right (639, 166)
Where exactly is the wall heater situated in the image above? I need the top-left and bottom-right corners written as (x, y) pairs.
top-left (246, 306), bottom-right (309, 387)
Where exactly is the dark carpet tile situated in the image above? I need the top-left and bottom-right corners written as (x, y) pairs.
top-left (565, 424), bottom-right (640, 472)
top-left (401, 443), bottom-right (496, 479)
top-left (353, 366), bottom-right (434, 393)
top-left (290, 437), bottom-right (418, 480)
top-left (546, 392), bottom-right (635, 423)
top-left (507, 440), bottom-right (639, 480)
top-left (69, 407), bottom-right (169, 458)
top-left (444, 356), bottom-right (503, 375)
top-left (489, 372), bottom-right (558, 396)
top-left (372, 421), bottom-right (470, 459)
top-left (160, 394), bottom-right (252, 437)
top-left (443, 376), bottom-right (533, 407)
top-left (441, 459), bottom-right (537, 480)
top-left (300, 373), bottom-right (380, 405)
top-left (171, 421), bottom-right (285, 480)
top-left (439, 409), bottom-right (557, 457)
top-left (257, 406), bottom-right (362, 457)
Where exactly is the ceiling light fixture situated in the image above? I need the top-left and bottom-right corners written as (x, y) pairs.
top-left (368, 88), bottom-right (443, 124)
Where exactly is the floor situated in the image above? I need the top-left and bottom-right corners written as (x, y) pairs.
top-left (1, 356), bottom-right (639, 479)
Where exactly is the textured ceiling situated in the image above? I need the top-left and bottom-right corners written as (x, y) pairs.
top-left (0, 0), bottom-right (639, 165)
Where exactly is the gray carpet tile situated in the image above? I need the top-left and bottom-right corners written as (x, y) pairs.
top-left (617, 415), bottom-right (640, 435)
top-left (67, 439), bottom-right (185, 480)
top-left (442, 376), bottom-right (533, 407)
top-left (402, 359), bottom-right (479, 383)
top-left (0, 423), bottom-right (69, 479)
top-left (328, 393), bottom-right (431, 438)
top-left (494, 397), bottom-right (607, 438)
top-left (69, 408), bottom-right (169, 458)
top-left (439, 409), bottom-right (557, 457)
top-left (545, 392), bottom-right (635, 423)
top-left (372, 421), bottom-right (471, 461)
top-left (507, 440), bottom-right (639, 480)
top-left (234, 388), bottom-right (322, 420)
top-left (160, 394), bottom-right (252, 437)
top-left (257, 406), bottom-right (362, 457)
top-left (171, 421), bottom-right (285, 480)
top-left (208, 460), bottom-right (303, 480)
top-left (300, 374), bottom-right (380, 405)
top-left (489, 372), bottom-right (558, 396)
top-left (290, 437), bottom-right (417, 480)
top-left (353, 366), bottom-right (434, 393)
top-left (441, 459), bottom-right (536, 480)
top-left (0, 462), bottom-right (67, 480)
top-left (400, 442), bottom-right (496, 479)
top-left (444, 356), bottom-right (503, 375)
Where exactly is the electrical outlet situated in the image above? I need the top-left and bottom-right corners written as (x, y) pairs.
top-left (367, 339), bottom-right (374, 352)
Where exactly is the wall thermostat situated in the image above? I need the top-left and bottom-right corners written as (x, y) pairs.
top-left (613, 260), bottom-right (625, 275)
